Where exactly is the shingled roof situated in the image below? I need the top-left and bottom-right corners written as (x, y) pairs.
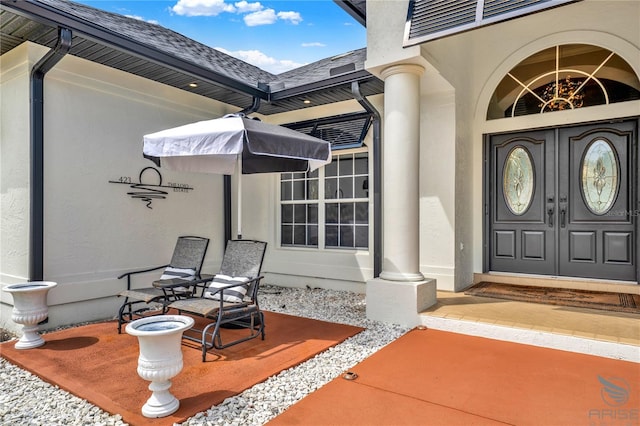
top-left (0, 0), bottom-right (381, 115)
top-left (40, 0), bottom-right (276, 85)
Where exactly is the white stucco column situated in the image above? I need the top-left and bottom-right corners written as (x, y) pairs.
top-left (366, 64), bottom-right (437, 326)
top-left (379, 64), bottom-right (424, 281)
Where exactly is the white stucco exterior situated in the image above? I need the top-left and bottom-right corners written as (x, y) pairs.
top-left (0, 42), bottom-right (375, 331)
top-left (1, 42), bottom-right (232, 329)
top-left (413, 0), bottom-right (640, 291)
top-left (1, 0), bottom-right (639, 331)
top-left (1, 44), bottom-right (32, 285)
top-left (366, 0), bottom-right (639, 297)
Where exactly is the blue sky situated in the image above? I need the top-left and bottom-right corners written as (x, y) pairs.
top-left (75, 0), bottom-right (365, 74)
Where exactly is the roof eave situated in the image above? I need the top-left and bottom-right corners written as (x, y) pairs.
top-left (270, 69), bottom-right (377, 101)
top-left (0, 0), bottom-right (269, 99)
top-left (333, 0), bottom-right (366, 27)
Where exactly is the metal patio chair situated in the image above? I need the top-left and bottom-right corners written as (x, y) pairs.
top-left (168, 239), bottom-right (267, 361)
top-left (116, 235), bottom-right (210, 333)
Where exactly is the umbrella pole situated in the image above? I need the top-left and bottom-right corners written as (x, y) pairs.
top-left (237, 155), bottom-right (242, 239)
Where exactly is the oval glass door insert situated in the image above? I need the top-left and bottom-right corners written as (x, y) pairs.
top-left (503, 146), bottom-right (534, 215)
top-left (581, 139), bottom-right (619, 215)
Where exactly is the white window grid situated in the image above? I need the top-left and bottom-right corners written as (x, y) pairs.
top-left (280, 151), bottom-right (369, 250)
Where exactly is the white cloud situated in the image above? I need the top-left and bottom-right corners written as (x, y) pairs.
top-left (172, 0), bottom-right (304, 27)
top-left (234, 1), bottom-right (262, 13)
top-left (215, 47), bottom-right (305, 74)
top-left (277, 11), bottom-right (302, 25)
top-left (243, 8), bottom-right (277, 26)
top-left (301, 42), bottom-right (326, 47)
top-left (125, 15), bottom-right (160, 25)
top-left (273, 59), bottom-right (307, 73)
top-left (172, 0), bottom-right (236, 17)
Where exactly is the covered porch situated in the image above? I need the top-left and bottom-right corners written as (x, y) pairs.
top-left (1, 283), bottom-right (638, 425)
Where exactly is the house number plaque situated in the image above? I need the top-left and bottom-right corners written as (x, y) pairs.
top-left (109, 166), bottom-right (194, 209)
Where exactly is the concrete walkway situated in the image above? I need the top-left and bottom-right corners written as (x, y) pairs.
top-left (421, 291), bottom-right (639, 362)
top-left (269, 290), bottom-right (639, 425)
top-left (268, 327), bottom-right (639, 426)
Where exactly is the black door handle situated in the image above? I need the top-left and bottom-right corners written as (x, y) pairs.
top-left (560, 207), bottom-right (566, 228)
top-left (546, 196), bottom-right (555, 228)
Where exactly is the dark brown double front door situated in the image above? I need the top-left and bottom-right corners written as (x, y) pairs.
top-left (487, 120), bottom-right (638, 281)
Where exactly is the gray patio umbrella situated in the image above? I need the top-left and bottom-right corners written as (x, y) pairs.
top-left (143, 114), bottom-right (331, 238)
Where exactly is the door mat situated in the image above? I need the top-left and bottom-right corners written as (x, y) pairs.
top-left (465, 282), bottom-right (640, 314)
top-left (0, 311), bottom-right (363, 426)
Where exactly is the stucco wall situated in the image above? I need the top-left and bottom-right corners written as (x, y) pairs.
top-left (1, 41), bottom-right (381, 331)
top-left (3, 0), bottom-right (637, 332)
top-left (1, 42), bottom-right (235, 331)
top-left (419, 91), bottom-right (456, 290)
top-left (418, 0), bottom-right (640, 286)
top-left (366, 0), bottom-right (640, 292)
top-left (366, 0), bottom-right (460, 291)
top-left (254, 99), bottom-right (381, 293)
top-left (0, 44), bottom-right (31, 288)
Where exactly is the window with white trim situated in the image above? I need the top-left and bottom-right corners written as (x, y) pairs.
top-left (280, 151), bottom-right (369, 250)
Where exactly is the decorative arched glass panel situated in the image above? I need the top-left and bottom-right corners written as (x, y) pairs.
top-left (488, 45), bottom-right (640, 119)
top-left (503, 146), bottom-right (535, 215)
top-left (581, 139), bottom-right (619, 215)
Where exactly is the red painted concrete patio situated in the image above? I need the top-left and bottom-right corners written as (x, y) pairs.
top-left (268, 327), bottom-right (639, 426)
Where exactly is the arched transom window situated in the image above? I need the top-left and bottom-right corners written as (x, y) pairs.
top-left (488, 44), bottom-right (640, 119)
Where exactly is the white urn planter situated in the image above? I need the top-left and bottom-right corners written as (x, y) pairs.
top-left (2, 281), bottom-right (57, 349)
top-left (125, 314), bottom-right (194, 418)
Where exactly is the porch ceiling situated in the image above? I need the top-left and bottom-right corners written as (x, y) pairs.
top-left (0, 0), bottom-right (380, 116)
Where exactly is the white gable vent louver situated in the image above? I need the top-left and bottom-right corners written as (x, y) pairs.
top-left (404, 0), bottom-right (581, 47)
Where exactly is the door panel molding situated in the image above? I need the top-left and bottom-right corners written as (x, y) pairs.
top-left (522, 231), bottom-right (546, 260)
top-left (603, 232), bottom-right (633, 264)
top-left (568, 231), bottom-right (596, 262)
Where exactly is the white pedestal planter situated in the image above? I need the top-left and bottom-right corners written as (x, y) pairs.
top-left (125, 315), bottom-right (194, 418)
top-left (2, 281), bottom-right (57, 349)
